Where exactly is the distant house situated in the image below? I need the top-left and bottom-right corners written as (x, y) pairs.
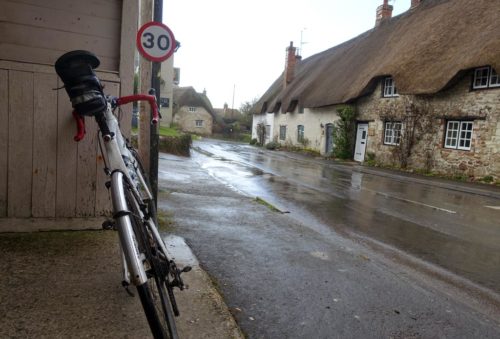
top-left (173, 87), bottom-right (215, 135)
top-left (214, 103), bottom-right (241, 123)
top-left (253, 0), bottom-right (499, 179)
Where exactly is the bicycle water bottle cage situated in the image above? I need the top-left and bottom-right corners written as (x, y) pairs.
top-left (54, 50), bottom-right (107, 117)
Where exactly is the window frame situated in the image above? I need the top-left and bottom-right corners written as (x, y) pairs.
top-left (279, 125), bottom-right (287, 141)
top-left (297, 125), bottom-right (304, 143)
top-left (472, 66), bottom-right (500, 89)
top-left (444, 120), bottom-right (473, 151)
top-left (195, 119), bottom-right (203, 127)
top-left (383, 121), bottom-right (402, 146)
top-left (383, 77), bottom-right (398, 98)
top-left (489, 68), bottom-right (500, 87)
top-left (188, 106), bottom-right (197, 112)
top-left (265, 125), bottom-right (271, 139)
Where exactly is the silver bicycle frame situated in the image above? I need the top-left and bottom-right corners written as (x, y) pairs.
top-left (101, 105), bottom-right (164, 286)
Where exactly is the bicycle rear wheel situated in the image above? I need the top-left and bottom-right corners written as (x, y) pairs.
top-left (122, 179), bottom-right (178, 339)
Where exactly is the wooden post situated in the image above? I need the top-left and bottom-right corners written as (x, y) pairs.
top-left (139, 0), bottom-right (153, 172)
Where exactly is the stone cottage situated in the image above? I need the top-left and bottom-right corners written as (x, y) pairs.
top-left (252, 0), bottom-right (499, 180)
top-left (173, 86), bottom-right (215, 135)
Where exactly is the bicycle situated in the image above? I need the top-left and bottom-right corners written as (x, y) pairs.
top-left (54, 50), bottom-right (191, 339)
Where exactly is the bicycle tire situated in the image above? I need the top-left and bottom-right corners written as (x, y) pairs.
top-left (122, 179), bottom-right (178, 339)
top-left (129, 148), bottom-right (158, 224)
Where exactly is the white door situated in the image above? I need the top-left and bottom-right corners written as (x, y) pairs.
top-left (354, 123), bottom-right (368, 162)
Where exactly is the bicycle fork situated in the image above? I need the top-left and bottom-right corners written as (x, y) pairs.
top-left (111, 171), bottom-right (148, 286)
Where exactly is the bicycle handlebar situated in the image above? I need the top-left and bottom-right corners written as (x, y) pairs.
top-left (115, 94), bottom-right (159, 124)
top-left (72, 94), bottom-right (159, 142)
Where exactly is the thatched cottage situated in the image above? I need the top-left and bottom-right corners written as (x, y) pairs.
top-left (252, 0), bottom-right (499, 179)
top-left (173, 86), bottom-right (215, 135)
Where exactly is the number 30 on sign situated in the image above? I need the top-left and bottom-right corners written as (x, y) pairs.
top-left (136, 22), bottom-right (176, 62)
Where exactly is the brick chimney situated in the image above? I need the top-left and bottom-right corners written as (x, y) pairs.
top-left (284, 41), bottom-right (298, 88)
top-left (411, 0), bottom-right (422, 9)
top-left (375, 0), bottom-right (393, 27)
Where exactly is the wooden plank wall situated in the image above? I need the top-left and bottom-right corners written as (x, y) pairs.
top-left (0, 0), bottom-right (121, 71)
top-left (0, 65), bottom-right (120, 219)
top-left (0, 0), bottom-right (139, 226)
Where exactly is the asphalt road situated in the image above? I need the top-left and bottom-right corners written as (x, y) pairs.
top-left (158, 139), bottom-right (500, 338)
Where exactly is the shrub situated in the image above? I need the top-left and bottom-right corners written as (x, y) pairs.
top-left (479, 175), bottom-right (494, 183)
top-left (159, 134), bottom-right (192, 156)
top-left (365, 152), bottom-right (376, 166)
top-left (265, 141), bottom-right (280, 150)
top-left (332, 106), bottom-right (356, 159)
top-left (250, 138), bottom-right (258, 145)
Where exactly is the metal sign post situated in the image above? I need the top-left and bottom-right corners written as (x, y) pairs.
top-left (136, 0), bottom-right (176, 206)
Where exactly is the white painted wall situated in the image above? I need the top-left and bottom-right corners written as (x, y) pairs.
top-left (274, 106), bottom-right (340, 155)
top-left (251, 113), bottom-right (275, 142)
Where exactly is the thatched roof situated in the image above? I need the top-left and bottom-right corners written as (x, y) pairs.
top-left (173, 86), bottom-right (216, 118)
top-left (254, 0), bottom-right (500, 114)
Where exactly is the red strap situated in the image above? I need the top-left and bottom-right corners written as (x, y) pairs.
top-left (72, 110), bottom-right (86, 142)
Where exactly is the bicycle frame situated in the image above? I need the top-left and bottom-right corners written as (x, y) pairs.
top-left (99, 100), bottom-right (165, 287)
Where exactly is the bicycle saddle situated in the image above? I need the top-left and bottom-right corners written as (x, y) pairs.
top-left (55, 50), bottom-right (100, 71)
top-left (55, 50), bottom-right (107, 116)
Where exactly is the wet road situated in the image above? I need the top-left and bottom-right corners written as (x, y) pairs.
top-left (158, 139), bottom-right (500, 338)
top-left (192, 139), bottom-right (500, 294)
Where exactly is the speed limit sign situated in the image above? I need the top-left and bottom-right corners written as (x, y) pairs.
top-left (137, 21), bottom-right (176, 62)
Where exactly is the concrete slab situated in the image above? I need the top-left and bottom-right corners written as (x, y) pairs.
top-left (0, 230), bottom-right (242, 338)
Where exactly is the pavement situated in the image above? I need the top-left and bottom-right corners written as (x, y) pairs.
top-left (0, 146), bottom-right (498, 338)
top-left (0, 229), bottom-right (243, 338)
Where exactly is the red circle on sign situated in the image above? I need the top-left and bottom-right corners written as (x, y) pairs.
top-left (136, 21), bottom-right (176, 62)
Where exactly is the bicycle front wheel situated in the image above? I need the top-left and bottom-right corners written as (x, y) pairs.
top-left (122, 179), bottom-right (178, 339)
top-left (136, 273), bottom-right (178, 339)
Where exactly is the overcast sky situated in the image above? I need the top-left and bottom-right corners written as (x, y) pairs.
top-left (163, 0), bottom-right (411, 110)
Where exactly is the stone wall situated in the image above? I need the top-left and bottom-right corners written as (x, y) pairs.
top-left (356, 72), bottom-right (500, 179)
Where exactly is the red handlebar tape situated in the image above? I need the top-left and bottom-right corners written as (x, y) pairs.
top-left (116, 95), bottom-right (159, 124)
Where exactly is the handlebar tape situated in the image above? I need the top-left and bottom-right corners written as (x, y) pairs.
top-left (116, 95), bottom-right (159, 124)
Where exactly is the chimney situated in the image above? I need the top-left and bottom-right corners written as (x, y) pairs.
top-left (410, 0), bottom-right (422, 9)
top-left (284, 41), bottom-right (298, 88)
top-left (375, 0), bottom-right (393, 27)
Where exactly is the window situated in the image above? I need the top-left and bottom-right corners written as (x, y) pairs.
top-left (444, 121), bottom-right (473, 150)
top-left (383, 77), bottom-right (398, 97)
top-left (384, 122), bottom-right (402, 145)
top-left (188, 107), bottom-right (196, 112)
top-left (297, 125), bottom-right (304, 143)
top-left (473, 66), bottom-right (500, 89)
top-left (195, 120), bottom-right (203, 127)
top-left (279, 125), bottom-right (287, 140)
top-left (490, 68), bottom-right (500, 87)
